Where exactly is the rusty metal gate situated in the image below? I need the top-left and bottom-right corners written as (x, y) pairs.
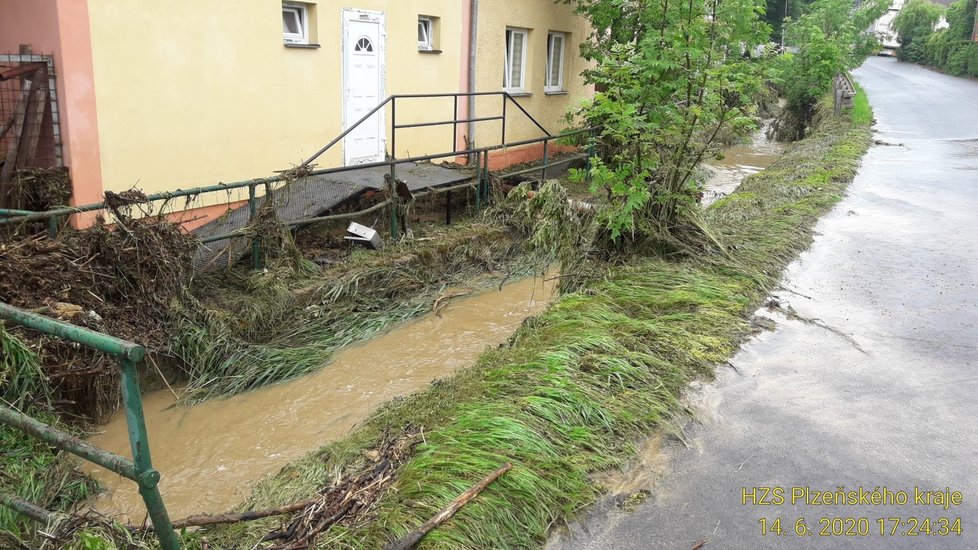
top-left (0, 51), bottom-right (63, 211)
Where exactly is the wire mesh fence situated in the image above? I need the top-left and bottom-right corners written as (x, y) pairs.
top-left (0, 53), bottom-right (63, 211)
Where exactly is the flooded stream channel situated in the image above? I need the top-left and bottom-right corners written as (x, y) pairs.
top-left (85, 274), bottom-right (556, 521)
top-left (702, 122), bottom-right (785, 206)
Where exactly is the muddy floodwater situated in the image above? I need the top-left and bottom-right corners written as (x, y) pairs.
top-left (85, 274), bottom-right (556, 522)
top-left (702, 123), bottom-right (785, 206)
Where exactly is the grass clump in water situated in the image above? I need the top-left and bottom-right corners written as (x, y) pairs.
top-left (173, 221), bottom-right (543, 403)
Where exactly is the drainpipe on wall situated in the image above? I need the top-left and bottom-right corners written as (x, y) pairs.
top-left (468, 0), bottom-right (479, 164)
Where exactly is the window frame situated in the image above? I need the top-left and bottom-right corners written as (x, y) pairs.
top-left (418, 16), bottom-right (434, 51)
top-left (545, 32), bottom-right (567, 93)
top-left (282, 3), bottom-right (309, 45)
top-left (504, 27), bottom-right (529, 93)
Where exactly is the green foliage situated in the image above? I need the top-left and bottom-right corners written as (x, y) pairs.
top-left (946, 43), bottom-right (971, 74)
top-left (770, 0), bottom-right (889, 139)
top-left (0, 328), bottom-right (98, 540)
top-left (67, 530), bottom-right (118, 550)
top-left (850, 84), bottom-right (873, 125)
top-left (912, 0), bottom-right (978, 75)
top-left (967, 42), bottom-right (978, 73)
top-left (944, 0), bottom-right (977, 39)
top-left (893, 0), bottom-right (945, 61)
top-left (900, 39), bottom-right (930, 63)
top-left (566, 0), bottom-right (769, 244)
top-left (764, 0), bottom-right (815, 41)
top-left (1, 324), bottom-right (51, 408)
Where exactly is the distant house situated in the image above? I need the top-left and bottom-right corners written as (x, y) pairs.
top-left (872, 0), bottom-right (958, 52)
top-left (0, 1), bottom-right (592, 227)
top-left (871, 0), bottom-right (904, 51)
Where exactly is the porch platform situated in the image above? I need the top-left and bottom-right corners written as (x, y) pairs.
top-left (192, 162), bottom-right (474, 268)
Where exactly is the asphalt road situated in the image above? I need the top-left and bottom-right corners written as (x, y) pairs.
top-left (547, 57), bottom-right (978, 549)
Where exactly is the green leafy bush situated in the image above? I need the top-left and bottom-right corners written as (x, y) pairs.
top-left (563, 0), bottom-right (768, 245)
top-left (770, 0), bottom-right (889, 140)
top-left (892, 0), bottom-right (945, 58)
top-left (918, 0), bottom-right (977, 73)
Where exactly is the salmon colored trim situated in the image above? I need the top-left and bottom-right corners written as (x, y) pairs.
top-left (165, 201), bottom-right (249, 232)
top-left (55, 0), bottom-right (104, 227)
top-left (487, 143), bottom-right (578, 170)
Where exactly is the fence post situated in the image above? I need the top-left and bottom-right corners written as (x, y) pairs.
top-left (119, 357), bottom-right (181, 550)
top-left (501, 95), bottom-right (508, 145)
top-left (445, 190), bottom-right (453, 225)
top-left (541, 140), bottom-right (549, 182)
top-left (248, 183), bottom-right (262, 270)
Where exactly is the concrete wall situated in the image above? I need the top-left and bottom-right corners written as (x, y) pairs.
top-left (0, 0), bottom-right (104, 210)
top-left (473, 0), bottom-right (593, 166)
top-left (86, 0), bottom-right (467, 202)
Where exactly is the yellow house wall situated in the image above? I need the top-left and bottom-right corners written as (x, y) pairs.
top-left (86, 0), bottom-right (465, 201)
top-left (473, 0), bottom-right (593, 155)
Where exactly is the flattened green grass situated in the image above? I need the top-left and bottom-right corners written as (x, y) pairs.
top-left (850, 83), bottom-right (873, 126)
top-left (206, 102), bottom-right (872, 549)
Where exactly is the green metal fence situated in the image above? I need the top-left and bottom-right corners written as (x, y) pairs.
top-left (0, 302), bottom-right (181, 550)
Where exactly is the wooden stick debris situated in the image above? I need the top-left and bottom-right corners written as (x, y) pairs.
top-left (383, 463), bottom-right (512, 550)
top-left (169, 498), bottom-right (319, 529)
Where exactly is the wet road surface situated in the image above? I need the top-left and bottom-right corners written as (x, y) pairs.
top-left (547, 57), bottom-right (978, 549)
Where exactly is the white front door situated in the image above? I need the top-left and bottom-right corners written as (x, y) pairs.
top-left (343, 9), bottom-right (385, 166)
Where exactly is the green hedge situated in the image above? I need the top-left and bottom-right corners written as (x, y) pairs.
top-left (899, 0), bottom-right (978, 76)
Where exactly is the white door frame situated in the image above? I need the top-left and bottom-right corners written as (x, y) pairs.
top-left (342, 8), bottom-right (386, 166)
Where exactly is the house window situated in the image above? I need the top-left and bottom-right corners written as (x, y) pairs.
top-left (418, 16), bottom-right (434, 50)
top-left (546, 32), bottom-right (566, 92)
top-left (504, 28), bottom-right (529, 92)
top-left (354, 36), bottom-right (374, 53)
top-left (282, 3), bottom-right (309, 44)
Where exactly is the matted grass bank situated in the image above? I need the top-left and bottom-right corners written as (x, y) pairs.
top-left (200, 102), bottom-right (873, 549)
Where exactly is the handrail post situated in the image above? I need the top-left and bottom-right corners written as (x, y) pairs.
top-left (542, 139), bottom-right (549, 181)
top-left (475, 152), bottom-right (482, 211)
top-left (501, 95), bottom-right (507, 146)
top-left (389, 163), bottom-right (399, 240)
top-left (119, 357), bottom-right (180, 550)
top-left (391, 97), bottom-right (397, 163)
top-left (248, 183), bottom-right (262, 270)
top-left (452, 95), bottom-right (459, 154)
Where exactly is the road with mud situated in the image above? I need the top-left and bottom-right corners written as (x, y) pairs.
top-left (547, 57), bottom-right (978, 549)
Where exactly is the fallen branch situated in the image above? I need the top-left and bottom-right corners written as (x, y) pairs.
top-left (432, 290), bottom-right (471, 317)
top-left (169, 499), bottom-right (318, 529)
top-left (383, 462), bottom-right (512, 550)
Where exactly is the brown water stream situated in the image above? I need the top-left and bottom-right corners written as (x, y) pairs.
top-left (702, 123), bottom-right (785, 206)
top-left (84, 274), bottom-right (556, 522)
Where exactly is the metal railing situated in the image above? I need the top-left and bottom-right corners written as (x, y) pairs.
top-left (0, 303), bottom-right (180, 550)
top-left (833, 73), bottom-right (856, 116)
top-left (0, 91), bottom-right (591, 268)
